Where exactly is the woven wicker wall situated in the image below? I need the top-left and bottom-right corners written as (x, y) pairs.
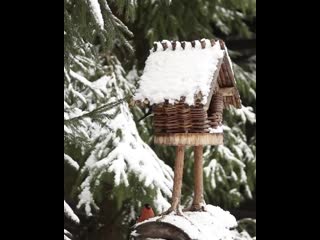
top-left (208, 93), bottom-right (223, 129)
top-left (153, 94), bottom-right (224, 134)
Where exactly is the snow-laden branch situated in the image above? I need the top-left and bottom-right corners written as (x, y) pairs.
top-left (64, 97), bottom-right (127, 124)
top-left (64, 154), bottom-right (79, 170)
top-left (64, 200), bottom-right (80, 224)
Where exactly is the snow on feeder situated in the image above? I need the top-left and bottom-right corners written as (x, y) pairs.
top-left (132, 38), bottom-right (242, 240)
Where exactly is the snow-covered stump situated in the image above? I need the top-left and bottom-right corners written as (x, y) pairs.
top-left (131, 205), bottom-right (238, 240)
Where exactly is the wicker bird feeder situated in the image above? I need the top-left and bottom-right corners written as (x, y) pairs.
top-left (134, 38), bottom-right (241, 214)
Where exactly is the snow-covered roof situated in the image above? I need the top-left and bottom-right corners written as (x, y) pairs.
top-left (134, 39), bottom-right (241, 108)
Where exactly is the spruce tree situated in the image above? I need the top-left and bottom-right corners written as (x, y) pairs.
top-left (64, 0), bottom-right (172, 238)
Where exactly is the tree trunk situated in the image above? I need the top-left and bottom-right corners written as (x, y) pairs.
top-left (191, 145), bottom-right (204, 211)
top-left (171, 145), bottom-right (185, 212)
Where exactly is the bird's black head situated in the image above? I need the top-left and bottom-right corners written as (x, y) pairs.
top-left (144, 203), bottom-right (151, 209)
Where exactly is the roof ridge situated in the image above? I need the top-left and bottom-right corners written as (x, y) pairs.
top-left (152, 39), bottom-right (224, 52)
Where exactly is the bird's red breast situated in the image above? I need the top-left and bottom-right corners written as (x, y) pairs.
top-left (137, 204), bottom-right (155, 223)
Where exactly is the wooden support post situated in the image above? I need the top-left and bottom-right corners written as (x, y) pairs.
top-left (191, 145), bottom-right (204, 211)
top-left (160, 145), bottom-right (185, 217)
top-left (171, 145), bottom-right (185, 212)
